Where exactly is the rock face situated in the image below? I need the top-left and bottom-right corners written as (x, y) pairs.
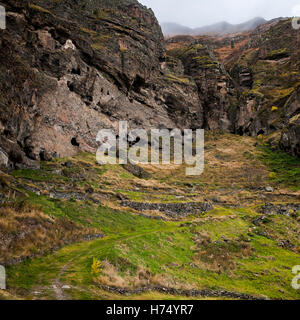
top-left (226, 19), bottom-right (300, 154)
top-left (0, 0), bottom-right (203, 166)
top-left (165, 19), bottom-right (300, 157)
top-left (280, 114), bottom-right (300, 157)
top-left (0, 1), bottom-right (299, 167)
top-left (166, 41), bottom-right (238, 131)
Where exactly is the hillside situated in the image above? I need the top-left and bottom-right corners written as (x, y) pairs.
top-left (0, 0), bottom-right (299, 301)
top-left (1, 134), bottom-right (300, 300)
top-left (165, 18), bottom-right (300, 157)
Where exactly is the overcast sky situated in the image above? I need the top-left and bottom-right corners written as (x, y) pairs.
top-left (139, 0), bottom-right (300, 28)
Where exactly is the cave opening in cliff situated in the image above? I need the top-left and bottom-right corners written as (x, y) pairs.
top-left (71, 137), bottom-right (80, 147)
top-left (71, 68), bottom-right (81, 75)
top-left (67, 81), bottom-right (75, 92)
top-left (132, 75), bottom-right (145, 93)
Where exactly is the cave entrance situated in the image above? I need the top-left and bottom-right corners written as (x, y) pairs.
top-left (71, 137), bottom-right (80, 147)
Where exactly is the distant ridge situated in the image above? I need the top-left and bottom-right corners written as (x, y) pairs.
top-left (162, 17), bottom-right (267, 36)
top-left (161, 22), bottom-right (193, 37)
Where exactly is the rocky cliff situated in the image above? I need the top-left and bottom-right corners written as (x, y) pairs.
top-left (228, 19), bottom-right (300, 157)
top-left (166, 19), bottom-right (300, 158)
top-left (0, 0), bottom-right (299, 169)
top-left (0, 0), bottom-right (203, 168)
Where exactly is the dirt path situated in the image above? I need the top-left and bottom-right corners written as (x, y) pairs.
top-left (48, 226), bottom-right (178, 300)
top-left (34, 223), bottom-right (266, 301)
top-left (52, 263), bottom-right (70, 300)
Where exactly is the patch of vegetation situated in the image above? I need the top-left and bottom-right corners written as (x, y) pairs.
top-left (167, 44), bottom-right (206, 60)
top-left (164, 73), bottom-right (191, 85)
top-left (91, 43), bottom-right (105, 50)
top-left (264, 48), bottom-right (289, 60)
top-left (93, 34), bottom-right (112, 44)
top-left (21, 194), bottom-right (166, 235)
top-left (259, 146), bottom-right (300, 190)
top-left (93, 8), bottom-right (109, 20)
top-left (12, 169), bottom-right (70, 183)
top-left (28, 4), bottom-right (54, 16)
top-left (192, 56), bottom-right (218, 69)
top-left (0, 204), bottom-right (99, 265)
top-left (290, 113), bottom-right (300, 124)
top-left (233, 49), bottom-right (258, 68)
top-left (6, 207), bottom-right (300, 300)
top-left (80, 27), bottom-right (97, 35)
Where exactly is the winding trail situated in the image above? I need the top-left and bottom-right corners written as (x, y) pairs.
top-left (52, 264), bottom-right (69, 300)
top-left (44, 223), bottom-right (268, 300)
top-left (48, 226), bottom-right (178, 300)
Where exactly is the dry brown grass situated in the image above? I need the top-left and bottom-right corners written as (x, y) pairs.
top-left (98, 133), bottom-right (298, 207)
top-left (132, 133), bottom-right (278, 205)
top-left (95, 261), bottom-right (187, 290)
top-left (192, 234), bottom-right (252, 274)
top-left (0, 204), bottom-right (101, 265)
top-left (214, 37), bottom-right (250, 63)
top-left (0, 289), bottom-right (19, 300)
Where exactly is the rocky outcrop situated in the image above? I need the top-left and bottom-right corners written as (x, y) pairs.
top-left (0, 0), bottom-right (203, 167)
top-left (0, 1), bottom-right (299, 168)
top-left (166, 41), bottom-right (238, 132)
top-left (121, 201), bottom-right (213, 218)
top-left (279, 88), bottom-right (300, 157)
top-left (280, 115), bottom-right (300, 157)
top-left (98, 283), bottom-right (266, 300)
top-left (122, 163), bottom-right (151, 179)
top-left (0, 148), bottom-right (8, 168)
top-left (260, 203), bottom-right (300, 216)
top-left (228, 19), bottom-right (300, 150)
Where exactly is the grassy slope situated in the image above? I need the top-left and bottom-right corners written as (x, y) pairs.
top-left (6, 205), bottom-right (300, 300)
top-left (1, 134), bottom-right (300, 300)
top-left (259, 146), bottom-right (300, 191)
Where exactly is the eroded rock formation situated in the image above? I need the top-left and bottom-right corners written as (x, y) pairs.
top-left (0, 0), bottom-right (204, 167)
top-left (0, 0), bottom-right (299, 168)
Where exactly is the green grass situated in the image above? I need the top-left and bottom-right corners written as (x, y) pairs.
top-left (164, 73), bottom-right (191, 85)
top-left (12, 168), bottom-right (71, 183)
top-left (259, 146), bottom-right (300, 190)
top-left (6, 205), bottom-right (300, 300)
top-left (3, 148), bottom-right (300, 300)
top-left (21, 193), bottom-right (166, 235)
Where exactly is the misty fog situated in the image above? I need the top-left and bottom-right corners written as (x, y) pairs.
top-left (139, 0), bottom-right (300, 28)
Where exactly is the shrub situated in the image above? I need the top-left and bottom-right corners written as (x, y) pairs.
top-left (91, 258), bottom-right (102, 276)
top-left (269, 172), bottom-right (276, 179)
top-left (257, 134), bottom-right (264, 140)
